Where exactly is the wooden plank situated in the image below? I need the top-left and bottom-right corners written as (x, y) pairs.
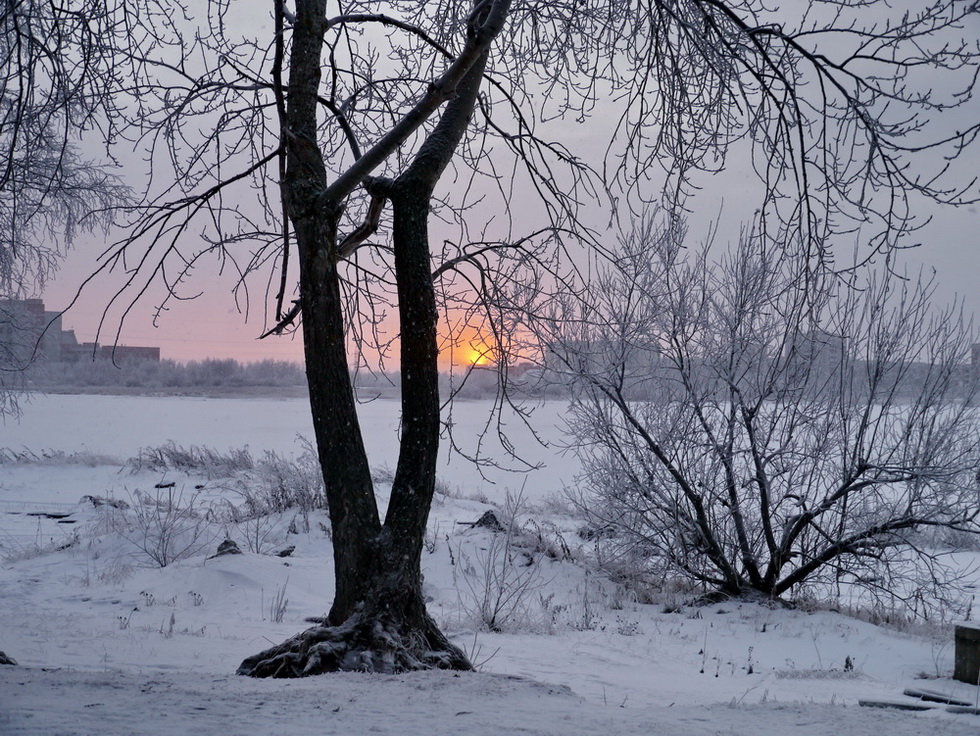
top-left (858, 700), bottom-right (935, 712)
top-left (902, 687), bottom-right (973, 706)
top-left (946, 705), bottom-right (980, 715)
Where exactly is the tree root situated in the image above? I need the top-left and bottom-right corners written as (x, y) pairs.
top-left (237, 610), bottom-right (471, 677)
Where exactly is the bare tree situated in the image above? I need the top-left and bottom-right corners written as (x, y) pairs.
top-left (0, 0), bottom-right (131, 412)
top-left (544, 218), bottom-right (980, 613)
top-left (43, 0), bottom-right (979, 674)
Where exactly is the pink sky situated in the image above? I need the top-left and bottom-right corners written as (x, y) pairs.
top-left (31, 1), bottom-right (980, 365)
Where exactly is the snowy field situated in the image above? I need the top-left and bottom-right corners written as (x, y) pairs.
top-left (1, 393), bottom-right (979, 735)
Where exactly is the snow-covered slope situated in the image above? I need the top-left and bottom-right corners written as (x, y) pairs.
top-left (1, 395), bottom-right (978, 735)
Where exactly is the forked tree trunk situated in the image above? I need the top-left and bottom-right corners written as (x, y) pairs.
top-left (237, 187), bottom-right (469, 674)
top-left (238, 0), bottom-right (498, 677)
top-left (236, 183), bottom-right (467, 674)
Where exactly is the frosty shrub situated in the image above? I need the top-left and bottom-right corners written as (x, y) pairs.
top-left (119, 487), bottom-right (216, 567)
top-left (253, 440), bottom-right (325, 513)
top-left (0, 528), bottom-right (80, 564)
top-left (0, 448), bottom-right (120, 466)
top-left (228, 440), bottom-right (326, 518)
top-left (234, 513), bottom-right (284, 555)
top-left (268, 578), bottom-right (289, 623)
top-left (543, 220), bottom-right (980, 615)
top-left (129, 442), bottom-right (256, 477)
top-left (456, 494), bottom-right (547, 632)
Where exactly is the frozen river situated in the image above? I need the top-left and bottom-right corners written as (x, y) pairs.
top-left (0, 393), bottom-right (577, 501)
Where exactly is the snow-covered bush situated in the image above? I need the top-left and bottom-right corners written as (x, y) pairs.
top-left (130, 442), bottom-right (255, 478)
top-left (222, 440), bottom-right (326, 521)
top-left (545, 221), bottom-right (980, 614)
top-left (455, 494), bottom-right (549, 632)
top-left (117, 487), bottom-right (216, 567)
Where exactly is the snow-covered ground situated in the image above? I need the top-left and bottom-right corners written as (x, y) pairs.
top-left (1, 394), bottom-right (979, 735)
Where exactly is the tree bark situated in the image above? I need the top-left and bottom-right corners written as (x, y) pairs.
top-left (239, 0), bottom-right (502, 677)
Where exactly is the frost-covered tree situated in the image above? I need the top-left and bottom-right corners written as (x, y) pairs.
top-left (0, 1), bottom-right (129, 413)
top-left (545, 220), bottom-right (980, 612)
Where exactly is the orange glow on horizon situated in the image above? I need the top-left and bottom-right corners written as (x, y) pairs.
top-left (448, 328), bottom-right (495, 368)
top-left (464, 344), bottom-right (493, 367)
top-left (469, 350), bottom-right (490, 365)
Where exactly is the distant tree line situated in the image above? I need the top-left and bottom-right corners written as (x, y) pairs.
top-left (32, 358), bottom-right (308, 391)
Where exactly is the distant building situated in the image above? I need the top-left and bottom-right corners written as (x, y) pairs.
top-left (0, 298), bottom-right (63, 363)
top-left (0, 298), bottom-right (161, 364)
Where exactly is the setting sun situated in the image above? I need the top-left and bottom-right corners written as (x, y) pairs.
top-left (448, 329), bottom-right (495, 368)
top-left (443, 320), bottom-right (499, 368)
top-left (466, 345), bottom-right (492, 367)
